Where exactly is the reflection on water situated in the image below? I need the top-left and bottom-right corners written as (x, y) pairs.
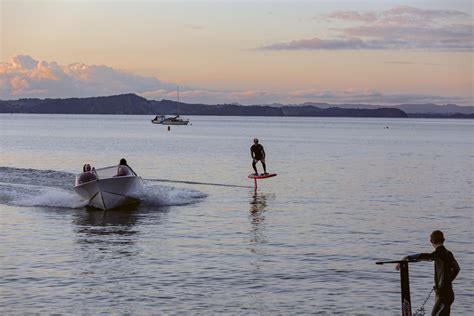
top-left (73, 205), bottom-right (140, 235)
top-left (248, 191), bottom-right (271, 252)
top-left (72, 205), bottom-right (168, 258)
top-left (247, 190), bottom-right (277, 315)
top-left (72, 205), bottom-right (142, 259)
top-left (249, 192), bottom-right (267, 224)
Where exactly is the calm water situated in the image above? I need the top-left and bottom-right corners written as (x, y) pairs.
top-left (0, 114), bottom-right (473, 314)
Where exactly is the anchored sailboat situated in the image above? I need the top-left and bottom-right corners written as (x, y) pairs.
top-left (151, 86), bottom-right (190, 125)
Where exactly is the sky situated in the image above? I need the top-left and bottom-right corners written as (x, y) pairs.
top-left (1, 0), bottom-right (473, 105)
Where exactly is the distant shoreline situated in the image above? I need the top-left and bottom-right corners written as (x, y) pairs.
top-left (1, 93), bottom-right (473, 119)
top-left (2, 113), bottom-right (474, 120)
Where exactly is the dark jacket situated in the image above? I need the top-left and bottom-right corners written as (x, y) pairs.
top-left (409, 245), bottom-right (460, 295)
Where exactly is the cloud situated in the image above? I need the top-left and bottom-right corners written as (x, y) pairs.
top-left (11, 55), bottom-right (38, 70)
top-left (284, 89), bottom-right (471, 105)
top-left (343, 24), bottom-right (472, 43)
top-left (0, 56), bottom-right (277, 104)
top-left (1, 55), bottom-right (470, 106)
top-left (260, 36), bottom-right (472, 51)
top-left (260, 5), bottom-right (473, 51)
top-left (260, 37), bottom-right (383, 50)
top-left (383, 5), bottom-right (469, 22)
top-left (326, 5), bottom-right (469, 25)
top-left (144, 87), bottom-right (472, 106)
top-left (140, 88), bottom-right (275, 104)
top-left (325, 11), bottom-right (377, 23)
top-left (0, 55), bottom-right (176, 99)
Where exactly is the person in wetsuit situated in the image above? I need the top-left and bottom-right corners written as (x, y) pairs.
top-left (397, 230), bottom-right (460, 316)
top-left (251, 138), bottom-right (267, 176)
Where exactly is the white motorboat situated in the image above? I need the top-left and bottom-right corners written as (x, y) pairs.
top-left (74, 165), bottom-right (143, 210)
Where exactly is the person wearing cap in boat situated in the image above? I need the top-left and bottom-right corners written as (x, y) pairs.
top-left (396, 230), bottom-right (460, 316)
top-left (78, 163), bottom-right (97, 184)
top-left (116, 158), bottom-right (136, 176)
top-left (251, 138), bottom-right (267, 176)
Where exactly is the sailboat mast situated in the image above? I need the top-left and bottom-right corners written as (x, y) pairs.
top-left (177, 85), bottom-right (180, 115)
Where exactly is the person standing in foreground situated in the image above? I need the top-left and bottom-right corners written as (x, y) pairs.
top-left (251, 138), bottom-right (267, 176)
top-left (396, 230), bottom-right (460, 316)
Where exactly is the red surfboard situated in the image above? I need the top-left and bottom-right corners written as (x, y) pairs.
top-left (248, 173), bottom-right (277, 179)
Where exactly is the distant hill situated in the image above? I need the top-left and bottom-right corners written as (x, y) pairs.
top-left (150, 100), bottom-right (408, 117)
top-left (301, 102), bottom-right (474, 114)
top-left (0, 94), bottom-right (152, 114)
top-left (395, 103), bottom-right (474, 115)
top-left (0, 93), bottom-right (472, 118)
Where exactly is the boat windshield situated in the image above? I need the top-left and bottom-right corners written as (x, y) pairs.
top-left (96, 165), bottom-right (134, 178)
top-left (75, 165), bottom-right (134, 183)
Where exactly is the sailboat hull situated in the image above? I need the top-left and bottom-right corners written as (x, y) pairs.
top-left (151, 116), bottom-right (189, 125)
top-left (161, 120), bottom-right (189, 125)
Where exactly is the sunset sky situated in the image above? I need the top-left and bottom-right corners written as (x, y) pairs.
top-left (1, 0), bottom-right (473, 105)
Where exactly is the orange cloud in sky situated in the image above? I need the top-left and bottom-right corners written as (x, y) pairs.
top-left (64, 63), bottom-right (95, 81)
top-left (10, 76), bottom-right (30, 95)
top-left (31, 61), bottom-right (62, 81)
top-left (0, 55), bottom-right (471, 106)
top-left (0, 55), bottom-right (175, 99)
top-left (2, 3), bottom-right (472, 104)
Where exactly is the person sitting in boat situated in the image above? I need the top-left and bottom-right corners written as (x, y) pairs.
top-left (116, 158), bottom-right (136, 176)
top-left (78, 163), bottom-right (97, 184)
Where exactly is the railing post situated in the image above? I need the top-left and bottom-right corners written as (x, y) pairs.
top-left (399, 261), bottom-right (412, 316)
top-left (376, 259), bottom-right (418, 316)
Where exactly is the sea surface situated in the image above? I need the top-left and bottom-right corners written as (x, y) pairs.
top-left (0, 114), bottom-right (472, 315)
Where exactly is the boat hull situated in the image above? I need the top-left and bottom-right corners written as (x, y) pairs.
top-left (152, 120), bottom-right (189, 125)
top-left (74, 176), bottom-right (143, 210)
top-left (161, 120), bottom-right (189, 125)
top-left (151, 115), bottom-right (189, 125)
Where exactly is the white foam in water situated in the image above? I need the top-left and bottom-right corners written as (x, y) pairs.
top-left (0, 181), bottom-right (205, 209)
top-left (0, 167), bottom-right (206, 209)
top-left (0, 166), bottom-right (74, 188)
top-left (0, 182), bottom-right (87, 208)
top-left (138, 182), bottom-right (207, 206)
top-left (16, 186), bottom-right (87, 208)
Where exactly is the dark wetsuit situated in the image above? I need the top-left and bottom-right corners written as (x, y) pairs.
top-left (409, 245), bottom-right (460, 316)
top-left (251, 143), bottom-right (266, 174)
top-left (251, 144), bottom-right (265, 160)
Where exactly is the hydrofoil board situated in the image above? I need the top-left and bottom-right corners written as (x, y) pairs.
top-left (248, 173), bottom-right (277, 179)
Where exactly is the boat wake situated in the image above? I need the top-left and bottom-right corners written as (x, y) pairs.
top-left (138, 182), bottom-right (207, 206)
top-left (0, 182), bottom-right (87, 208)
top-left (0, 167), bottom-right (206, 209)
